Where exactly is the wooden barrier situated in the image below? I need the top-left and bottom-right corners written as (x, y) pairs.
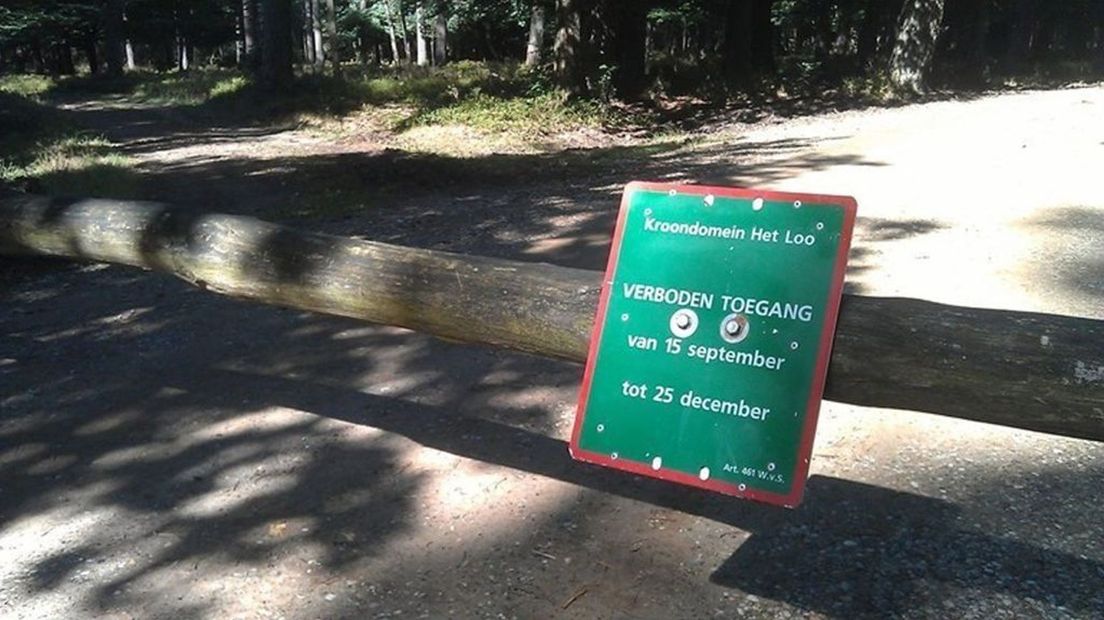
top-left (3, 193), bottom-right (1102, 441)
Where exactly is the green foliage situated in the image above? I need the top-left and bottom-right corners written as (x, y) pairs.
top-left (406, 91), bottom-right (606, 134)
top-left (130, 70), bottom-right (251, 105)
top-left (0, 1), bottom-right (98, 47)
top-left (0, 74), bottom-right (56, 99)
top-left (0, 90), bottom-right (138, 197)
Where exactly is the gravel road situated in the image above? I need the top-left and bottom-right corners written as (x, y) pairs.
top-left (1, 85), bottom-right (1102, 619)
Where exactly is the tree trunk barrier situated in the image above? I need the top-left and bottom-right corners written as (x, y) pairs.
top-left (2, 194), bottom-right (1102, 441)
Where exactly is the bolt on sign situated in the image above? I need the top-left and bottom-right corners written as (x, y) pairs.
top-left (570, 182), bottom-right (857, 507)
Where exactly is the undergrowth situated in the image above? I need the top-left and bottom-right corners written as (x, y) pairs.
top-left (0, 89), bottom-right (138, 197)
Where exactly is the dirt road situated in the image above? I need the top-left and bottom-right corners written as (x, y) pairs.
top-left (2, 86), bottom-right (1103, 618)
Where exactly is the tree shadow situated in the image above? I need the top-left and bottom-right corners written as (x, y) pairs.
top-left (5, 260), bottom-right (1101, 615)
top-left (7, 90), bottom-right (1101, 616)
top-left (710, 473), bottom-right (1104, 617)
top-left (1016, 205), bottom-right (1104, 319)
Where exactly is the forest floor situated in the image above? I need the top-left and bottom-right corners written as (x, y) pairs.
top-left (2, 83), bottom-right (1103, 619)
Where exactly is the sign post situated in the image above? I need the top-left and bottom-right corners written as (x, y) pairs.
top-left (570, 182), bottom-right (857, 507)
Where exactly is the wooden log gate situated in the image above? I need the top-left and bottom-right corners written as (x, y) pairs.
top-left (2, 194), bottom-right (1102, 441)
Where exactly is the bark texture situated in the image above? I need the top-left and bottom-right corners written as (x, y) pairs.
top-left (554, 0), bottom-right (586, 96)
top-left (103, 0), bottom-right (127, 76)
top-left (525, 2), bottom-right (545, 67)
top-left (2, 194), bottom-right (1102, 441)
top-left (888, 0), bottom-right (946, 95)
top-left (324, 0), bottom-right (340, 74)
top-left (433, 4), bottom-right (448, 65)
top-left (415, 2), bottom-right (428, 66)
top-left (260, 0), bottom-right (293, 88)
top-left (241, 0), bottom-right (259, 69)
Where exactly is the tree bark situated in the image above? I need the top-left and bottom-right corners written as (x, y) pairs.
top-left (242, 0), bottom-right (260, 70)
top-left (310, 0), bottom-right (325, 67)
top-left (969, 0), bottom-right (990, 82)
top-left (554, 0), bottom-right (587, 96)
top-left (324, 0), bottom-right (340, 75)
top-left (1005, 0), bottom-right (1035, 72)
top-left (260, 0), bottom-right (294, 89)
top-left (123, 9), bottom-right (137, 70)
top-left (887, 0), bottom-right (946, 96)
top-left (751, 0), bottom-right (776, 75)
top-left (2, 194), bottom-right (1102, 442)
top-left (397, 0), bottom-right (413, 63)
top-left (53, 44), bottom-right (76, 75)
top-left (415, 1), bottom-right (428, 66)
top-left (177, 34), bottom-right (190, 71)
top-left (723, 1), bottom-right (754, 83)
top-left (385, 0), bottom-right (402, 63)
top-left (84, 34), bottom-right (99, 74)
top-left (525, 1), bottom-right (545, 67)
top-left (103, 0), bottom-right (126, 76)
top-left (609, 2), bottom-right (648, 99)
top-left (433, 3), bottom-right (448, 65)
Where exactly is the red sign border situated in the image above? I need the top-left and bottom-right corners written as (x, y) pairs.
top-left (568, 181), bottom-right (857, 508)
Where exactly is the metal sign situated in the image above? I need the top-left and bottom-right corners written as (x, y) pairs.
top-left (570, 182), bottom-right (856, 507)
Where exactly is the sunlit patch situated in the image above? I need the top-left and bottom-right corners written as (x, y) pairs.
top-left (242, 517), bottom-right (315, 545)
top-left (74, 410), bottom-right (142, 436)
top-left (177, 462), bottom-right (300, 518)
top-left (93, 442), bottom-right (180, 470)
top-left (25, 454), bottom-right (78, 476)
top-left (0, 442), bottom-right (47, 468)
top-left (413, 444), bottom-right (577, 539)
top-left (190, 407), bottom-right (316, 442)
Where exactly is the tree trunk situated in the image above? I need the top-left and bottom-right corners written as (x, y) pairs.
top-left (1096, 2), bottom-right (1104, 73)
top-left (397, 0), bottom-right (413, 63)
top-left (242, 0), bottom-right (259, 70)
top-left (554, 0), bottom-right (587, 96)
top-left (53, 44), bottom-right (76, 75)
top-left (2, 194), bottom-right (1102, 442)
top-left (751, 0), bottom-right (775, 75)
top-left (310, 0), bottom-right (325, 67)
top-left (415, 2), bottom-right (428, 66)
top-left (260, 0), bottom-right (294, 89)
top-left (525, 1), bottom-right (545, 67)
top-left (103, 0), bottom-right (126, 76)
top-left (123, 9), bottom-right (136, 70)
top-left (433, 3), bottom-right (448, 65)
top-left (723, 0), bottom-right (754, 84)
top-left (1005, 0), bottom-right (1034, 73)
top-left (302, 0), bottom-right (314, 64)
top-left (610, 2), bottom-right (648, 99)
top-left (236, 11), bottom-right (244, 65)
top-left (84, 34), bottom-right (99, 74)
top-left (324, 0), bottom-right (340, 75)
top-left (887, 0), bottom-right (946, 96)
top-left (385, 0), bottom-right (402, 63)
top-left (178, 34), bottom-right (190, 71)
top-left (969, 0), bottom-right (990, 82)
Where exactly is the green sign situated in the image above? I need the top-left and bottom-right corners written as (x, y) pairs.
top-left (570, 182), bottom-right (856, 507)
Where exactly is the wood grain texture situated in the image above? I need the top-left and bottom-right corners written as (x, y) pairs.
top-left (3, 194), bottom-right (1102, 440)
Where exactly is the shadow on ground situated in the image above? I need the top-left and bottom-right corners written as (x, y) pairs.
top-left (3, 95), bottom-right (1103, 616)
top-left (2, 194), bottom-right (1101, 616)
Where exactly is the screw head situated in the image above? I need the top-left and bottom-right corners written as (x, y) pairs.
top-left (719, 313), bottom-right (749, 343)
